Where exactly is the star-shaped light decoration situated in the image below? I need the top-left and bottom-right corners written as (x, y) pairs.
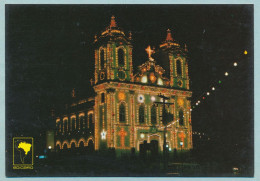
top-left (101, 129), bottom-right (107, 140)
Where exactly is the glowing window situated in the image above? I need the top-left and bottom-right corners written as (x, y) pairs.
top-left (141, 75), bottom-right (148, 83)
top-left (151, 96), bottom-right (156, 102)
top-left (157, 78), bottom-right (163, 85)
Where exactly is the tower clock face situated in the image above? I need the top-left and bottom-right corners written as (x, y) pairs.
top-left (100, 71), bottom-right (105, 80)
top-left (177, 80), bottom-right (183, 87)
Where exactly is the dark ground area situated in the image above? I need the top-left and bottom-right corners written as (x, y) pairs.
top-left (6, 149), bottom-right (251, 177)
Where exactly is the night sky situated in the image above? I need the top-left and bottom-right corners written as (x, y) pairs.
top-left (6, 5), bottom-right (253, 170)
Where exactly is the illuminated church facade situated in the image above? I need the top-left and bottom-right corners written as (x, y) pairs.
top-left (55, 16), bottom-right (193, 153)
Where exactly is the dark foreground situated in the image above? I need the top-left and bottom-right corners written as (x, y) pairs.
top-left (6, 149), bottom-right (251, 177)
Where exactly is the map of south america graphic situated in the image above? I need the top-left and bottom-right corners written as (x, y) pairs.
top-left (15, 141), bottom-right (32, 164)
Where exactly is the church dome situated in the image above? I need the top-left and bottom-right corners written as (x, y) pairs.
top-left (100, 16), bottom-right (126, 37)
top-left (94, 16), bottom-right (131, 45)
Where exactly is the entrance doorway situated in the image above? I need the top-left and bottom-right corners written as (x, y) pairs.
top-left (150, 140), bottom-right (159, 157)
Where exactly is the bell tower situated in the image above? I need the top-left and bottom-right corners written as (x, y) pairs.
top-left (94, 16), bottom-right (133, 84)
top-left (159, 29), bottom-right (190, 89)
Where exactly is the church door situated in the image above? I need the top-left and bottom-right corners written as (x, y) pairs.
top-left (150, 140), bottom-right (159, 157)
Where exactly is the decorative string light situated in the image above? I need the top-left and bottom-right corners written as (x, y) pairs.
top-left (151, 96), bottom-right (156, 102)
top-left (192, 49), bottom-right (247, 109)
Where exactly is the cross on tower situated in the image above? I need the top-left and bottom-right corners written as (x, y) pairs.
top-left (118, 128), bottom-right (127, 148)
top-left (145, 45), bottom-right (154, 59)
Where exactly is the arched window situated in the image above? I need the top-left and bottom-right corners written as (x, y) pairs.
top-left (151, 105), bottom-right (157, 124)
top-left (79, 116), bottom-right (84, 130)
top-left (101, 93), bottom-right (105, 103)
top-left (89, 114), bottom-right (93, 129)
top-left (179, 110), bottom-right (184, 126)
top-left (100, 49), bottom-right (105, 68)
top-left (119, 103), bottom-right (126, 123)
top-left (71, 118), bottom-right (76, 131)
top-left (64, 120), bottom-right (67, 133)
top-left (139, 105), bottom-right (145, 123)
top-left (57, 122), bottom-right (61, 133)
top-left (118, 48), bottom-right (125, 66)
top-left (79, 141), bottom-right (84, 148)
top-left (176, 59), bottom-right (182, 76)
top-left (67, 119), bottom-right (70, 132)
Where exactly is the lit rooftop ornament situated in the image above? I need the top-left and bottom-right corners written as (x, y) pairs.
top-left (145, 45), bottom-right (155, 60)
top-left (166, 29), bottom-right (173, 41)
top-left (110, 15), bottom-right (117, 28)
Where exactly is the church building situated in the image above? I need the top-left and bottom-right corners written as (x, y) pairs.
top-left (54, 16), bottom-right (193, 154)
